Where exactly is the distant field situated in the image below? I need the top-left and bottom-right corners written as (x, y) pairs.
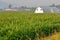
top-left (0, 11), bottom-right (60, 40)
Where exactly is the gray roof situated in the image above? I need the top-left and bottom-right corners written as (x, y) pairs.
top-left (40, 6), bottom-right (60, 12)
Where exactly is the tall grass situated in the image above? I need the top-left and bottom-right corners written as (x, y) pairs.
top-left (0, 11), bottom-right (60, 40)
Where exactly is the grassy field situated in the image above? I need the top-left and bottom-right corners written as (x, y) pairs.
top-left (0, 11), bottom-right (60, 40)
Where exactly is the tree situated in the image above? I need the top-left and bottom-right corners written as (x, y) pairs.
top-left (50, 4), bottom-right (56, 7)
top-left (8, 4), bottom-right (12, 8)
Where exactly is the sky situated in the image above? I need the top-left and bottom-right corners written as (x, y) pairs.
top-left (0, 0), bottom-right (60, 8)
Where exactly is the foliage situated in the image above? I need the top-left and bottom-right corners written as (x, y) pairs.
top-left (0, 11), bottom-right (60, 40)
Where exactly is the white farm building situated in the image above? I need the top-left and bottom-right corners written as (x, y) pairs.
top-left (34, 6), bottom-right (60, 13)
top-left (34, 7), bottom-right (44, 13)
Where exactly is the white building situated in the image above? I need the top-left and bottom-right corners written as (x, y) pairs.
top-left (34, 7), bottom-right (44, 13)
top-left (2, 8), bottom-right (18, 11)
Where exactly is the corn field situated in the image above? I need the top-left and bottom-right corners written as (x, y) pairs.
top-left (0, 11), bottom-right (60, 40)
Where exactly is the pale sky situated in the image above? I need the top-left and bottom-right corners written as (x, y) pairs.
top-left (0, 0), bottom-right (60, 8)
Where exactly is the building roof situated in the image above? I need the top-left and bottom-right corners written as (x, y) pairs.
top-left (40, 6), bottom-right (60, 12)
